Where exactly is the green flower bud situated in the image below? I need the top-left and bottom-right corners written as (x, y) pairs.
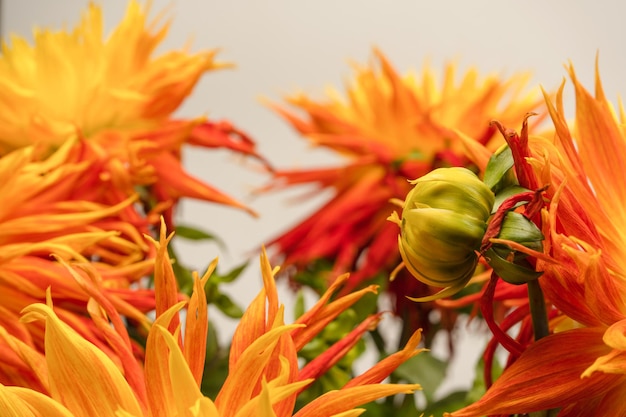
top-left (392, 167), bottom-right (495, 301)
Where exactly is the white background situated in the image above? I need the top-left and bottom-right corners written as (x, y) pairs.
top-left (3, 0), bottom-right (626, 397)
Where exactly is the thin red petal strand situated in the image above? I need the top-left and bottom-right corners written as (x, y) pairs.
top-left (293, 384), bottom-right (421, 417)
top-left (190, 120), bottom-right (270, 166)
top-left (447, 328), bottom-right (622, 416)
top-left (480, 274), bottom-right (524, 356)
top-left (490, 114), bottom-right (538, 190)
top-left (344, 328), bottom-right (423, 388)
top-left (298, 314), bottom-right (383, 385)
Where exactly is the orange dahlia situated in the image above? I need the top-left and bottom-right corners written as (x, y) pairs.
top-left (0, 0), bottom-right (265, 227)
top-left (263, 48), bottom-right (544, 342)
top-left (0, 221), bottom-right (423, 416)
top-left (448, 63), bottom-right (626, 416)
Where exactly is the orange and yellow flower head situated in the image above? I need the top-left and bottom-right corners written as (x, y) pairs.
top-left (0, 140), bottom-right (157, 390)
top-left (0, 0), bottom-right (265, 227)
top-left (0, 0), bottom-right (267, 392)
top-left (0, 221), bottom-right (423, 417)
top-left (448, 63), bottom-right (626, 416)
top-left (263, 49), bottom-right (544, 336)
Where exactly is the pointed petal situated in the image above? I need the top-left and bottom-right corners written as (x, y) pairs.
top-left (447, 327), bottom-right (623, 416)
top-left (344, 329), bottom-right (423, 388)
top-left (215, 324), bottom-right (303, 414)
top-left (0, 384), bottom-right (74, 417)
top-left (20, 303), bottom-right (143, 417)
top-left (293, 383), bottom-right (421, 417)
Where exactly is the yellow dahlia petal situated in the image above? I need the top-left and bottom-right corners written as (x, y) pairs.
top-left (0, 384), bottom-right (73, 417)
top-left (20, 302), bottom-right (143, 417)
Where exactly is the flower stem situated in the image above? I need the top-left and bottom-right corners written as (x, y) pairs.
top-left (527, 278), bottom-right (549, 340)
top-left (526, 278), bottom-right (556, 417)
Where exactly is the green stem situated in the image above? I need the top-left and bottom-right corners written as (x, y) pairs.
top-left (527, 278), bottom-right (549, 340)
top-left (526, 278), bottom-right (556, 417)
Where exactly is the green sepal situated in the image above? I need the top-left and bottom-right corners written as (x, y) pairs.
top-left (484, 145), bottom-right (517, 193)
top-left (485, 247), bottom-right (543, 285)
top-left (498, 211), bottom-right (544, 250)
top-left (492, 185), bottom-right (530, 213)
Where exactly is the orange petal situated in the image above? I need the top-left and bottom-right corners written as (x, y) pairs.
top-left (293, 383), bottom-right (421, 417)
top-left (447, 327), bottom-right (623, 416)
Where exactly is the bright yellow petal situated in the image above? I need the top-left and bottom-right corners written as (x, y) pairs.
top-left (153, 325), bottom-right (214, 417)
top-left (0, 384), bottom-right (74, 417)
top-left (20, 303), bottom-right (143, 417)
top-left (145, 301), bottom-right (187, 417)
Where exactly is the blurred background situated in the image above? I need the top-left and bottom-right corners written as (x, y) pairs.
top-left (3, 0), bottom-right (626, 396)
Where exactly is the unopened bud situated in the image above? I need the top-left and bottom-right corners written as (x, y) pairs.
top-left (390, 167), bottom-right (495, 301)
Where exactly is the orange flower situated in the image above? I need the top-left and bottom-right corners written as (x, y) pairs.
top-left (0, 221), bottom-right (423, 416)
top-left (262, 49), bottom-right (543, 341)
top-left (0, 0), bottom-right (264, 226)
top-left (448, 63), bottom-right (626, 416)
top-left (0, 141), bottom-right (157, 390)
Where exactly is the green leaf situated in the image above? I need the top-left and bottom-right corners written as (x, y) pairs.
top-left (212, 261), bottom-right (249, 284)
top-left (294, 291), bottom-right (306, 320)
top-left (393, 353), bottom-right (448, 402)
top-left (175, 224), bottom-right (226, 248)
top-left (200, 323), bottom-right (230, 398)
top-left (423, 390), bottom-right (470, 415)
top-left (213, 292), bottom-right (244, 318)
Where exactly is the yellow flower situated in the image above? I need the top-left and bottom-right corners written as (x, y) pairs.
top-left (0, 0), bottom-right (262, 225)
top-left (0, 221), bottom-right (422, 416)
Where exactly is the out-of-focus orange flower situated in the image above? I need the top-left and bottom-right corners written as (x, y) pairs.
top-left (0, 141), bottom-right (156, 390)
top-left (1, 221), bottom-right (422, 416)
top-left (448, 64), bottom-right (626, 416)
top-left (0, 0), bottom-right (265, 226)
top-left (263, 48), bottom-right (544, 342)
